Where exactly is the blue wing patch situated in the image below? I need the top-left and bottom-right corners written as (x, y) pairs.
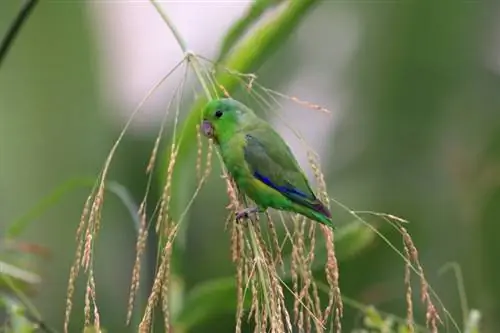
top-left (253, 171), bottom-right (309, 198)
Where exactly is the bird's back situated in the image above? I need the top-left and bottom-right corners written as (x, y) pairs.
top-left (242, 121), bottom-right (314, 195)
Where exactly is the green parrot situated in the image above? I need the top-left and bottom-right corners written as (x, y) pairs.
top-left (201, 98), bottom-right (334, 229)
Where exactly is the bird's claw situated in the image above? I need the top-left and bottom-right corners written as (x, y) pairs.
top-left (235, 207), bottom-right (259, 224)
top-left (235, 211), bottom-right (249, 222)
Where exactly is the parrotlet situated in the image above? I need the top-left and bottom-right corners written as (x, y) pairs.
top-left (201, 98), bottom-right (333, 228)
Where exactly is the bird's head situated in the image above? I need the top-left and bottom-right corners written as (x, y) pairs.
top-left (201, 98), bottom-right (255, 144)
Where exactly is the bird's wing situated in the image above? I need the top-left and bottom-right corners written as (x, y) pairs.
top-left (243, 126), bottom-right (321, 210)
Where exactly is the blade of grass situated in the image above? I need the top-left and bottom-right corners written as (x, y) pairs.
top-left (216, 0), bottom-right (284, 61)
top-left (6, 178), bottom-right (141, 238)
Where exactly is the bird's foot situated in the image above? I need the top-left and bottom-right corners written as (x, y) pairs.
top-left (235, 207), bottom-right (260, 223)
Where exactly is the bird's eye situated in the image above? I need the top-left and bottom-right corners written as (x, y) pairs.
top-left (215, 109), bottom-right (223, 118)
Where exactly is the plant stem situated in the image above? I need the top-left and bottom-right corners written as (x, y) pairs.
top-left (247, 222), bottom-right (273, 327)
top-left (187, 53), bottom-right (213, 101)
top-left (150, 0), bottom-right (212, 101)
top-left (150, 0), bottom-right (187, 53)
top-left (0, 0), bottom-right (39, 69)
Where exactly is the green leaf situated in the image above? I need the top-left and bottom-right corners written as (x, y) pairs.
top-left (5, 177), bottom-right (141, 239)
top-left (216, 0), bottom-right (284, 61)
top-left (174, 277), bottom-right (251, 331)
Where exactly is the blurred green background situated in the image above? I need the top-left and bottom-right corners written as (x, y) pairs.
top-left (1, 0), bottom-right (499, 332)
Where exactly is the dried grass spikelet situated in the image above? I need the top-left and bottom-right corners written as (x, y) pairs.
top-left (291, 215), bottom-right (315, 333)
top-left (84, 277), bottom-right (91, 327)
top-left (161, 241), bottom-right (174, 333)
top-left (219, 134), bottom-right (337, 333)
top-left (289, 96), bottom-right (330, 114)
top-left (233, 222), bottom-right (245, 333)
top-left (69, 89), bottom-right (174, 328)
top-left (403, 235), bottom-right (415, 333)
top-left (126, 89), bottom-right (182, 324)
top-left (257, 89), bottom-right (331, 114)
top-left (225, 171), bottom-right (293, 333)
top-left (401, 226), bottom-right (442, 333)
top-left (64, 67), bottom-right (185, 332)
top-left (250, 225), bottom-right (292, 333)
top-left (65, 194), bottom-right (92, 333)
top-left (138, 223), bottom-right (179, 333)
top-left (226, 175), bottom-right (246, 333)
top-left (156, 144), bottom-right (179, 234)
top-left (65, 177), bottom-right (107, 333)
top-left (246, 74), bottom-right (256, 91)
top-left (126, 202), bottom-right (148, 324)
top-left (196, 124), bottom-right (203, 182)
top-left (202, 139), bottom-right (214, 184)
top-left (265, 211), bottom-right (283, 268)
top-left (308, 151), bottom-right (343, 331)
top-left (222, 139), bottom-right (343, 333)
top-left (289, 214), bottom-right (324, 333)
top-left (89, 273), bottom-right (101, 331)
top-left (219, 84), bottom-right (231, 98)
top-left (146, 133), bottom-right (162, 175)
top-left (137, 138), bottom-right (214, 332)
top-left (83, 268), bottom-right (100, 332)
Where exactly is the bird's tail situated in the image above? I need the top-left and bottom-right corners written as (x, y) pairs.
top-left (293, 199), bottom-right (335, 229)
top-left (309, 210), bottom-right (335, 229)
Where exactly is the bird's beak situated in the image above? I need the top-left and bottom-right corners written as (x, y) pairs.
top-left (201, 120), bottom-right (214, 138)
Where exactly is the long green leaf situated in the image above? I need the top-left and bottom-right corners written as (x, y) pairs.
top-left (216, 0), bottom-right (284, 62)
top-left (6, 178), bottom-right (140, 238)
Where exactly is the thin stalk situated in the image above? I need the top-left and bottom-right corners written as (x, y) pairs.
top-left (187, 53), bottom-right (213, 101)
top-left (0, 0), bottom-right (39, 69)
top-left (150, 0), bottom-right (212, 101)
top-left (247, 223), bottom-right (273, 327)
top-left (150, 0), bottom-right (188, 53)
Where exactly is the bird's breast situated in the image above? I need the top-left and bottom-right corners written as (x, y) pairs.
top-left (220, 138), bottom-right (247, 178)
top-left (219, 136), bottom-right (287, 209)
